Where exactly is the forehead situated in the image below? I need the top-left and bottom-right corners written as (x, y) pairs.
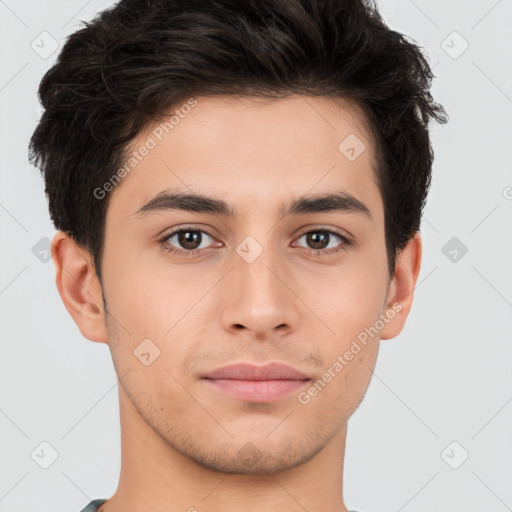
top-left (107, 94), bottom-right (382, 223)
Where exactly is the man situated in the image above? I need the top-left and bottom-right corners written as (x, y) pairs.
top-left (29, 0), bottom-right (446, 511)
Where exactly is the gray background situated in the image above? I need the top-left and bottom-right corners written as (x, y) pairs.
top-left (1, 1), bottom-right (511, 511)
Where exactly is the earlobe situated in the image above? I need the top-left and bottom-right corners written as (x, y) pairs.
top-left (380, 232), bottom-right (422, 340)
top-left (51, 231), bottom-right (108, 343)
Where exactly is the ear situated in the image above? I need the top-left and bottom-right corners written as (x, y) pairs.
top-left (51, 231), bottom-right (108, 343)
top-left (380, 232), bottom-right (422, 340)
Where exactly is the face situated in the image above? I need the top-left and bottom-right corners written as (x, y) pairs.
top-left (100, 94), bottom-right (394, 474)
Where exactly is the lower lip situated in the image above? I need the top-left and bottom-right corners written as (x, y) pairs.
top-left (202, 378), bottom-right (310, 402)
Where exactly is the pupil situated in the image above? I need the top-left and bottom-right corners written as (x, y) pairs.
top-left (308, 232), bottom-right (329, 249)
top-left (179, 230), bottom-right (201, 249)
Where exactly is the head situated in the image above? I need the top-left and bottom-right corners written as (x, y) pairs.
top-left (29, 0), bottom-right (445, 475)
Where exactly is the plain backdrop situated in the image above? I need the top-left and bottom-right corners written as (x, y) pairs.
top-left (1, 1), bottom-right (511, 511)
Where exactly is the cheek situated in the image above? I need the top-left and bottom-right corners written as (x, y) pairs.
top-left (296, 342), bottom-right (378, 428)
top-left (304, 261), bottom-right (387, 338)
top-left (300, 259), bottom-right (386, 403)
top-left (104, 249), bottom-right (206, 339)
top-left (103, 265), bottom-right (208, 388)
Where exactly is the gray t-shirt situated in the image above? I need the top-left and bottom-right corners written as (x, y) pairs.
top-left (79, 498), bottom-right (362, 511)
top-left (79, 500), bottom-right (106, 512)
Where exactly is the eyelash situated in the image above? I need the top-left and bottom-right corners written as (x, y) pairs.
top-left (158, 226), bottom-right (351, 258)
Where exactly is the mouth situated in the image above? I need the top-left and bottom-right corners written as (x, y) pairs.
top-left (201, 362), bottom-right (312, 403)
top-left (202, 378), bottom-right (311, 402)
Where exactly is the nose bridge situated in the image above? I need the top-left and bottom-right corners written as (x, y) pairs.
top-left (221, 232), bottom-right (299, 337)
top-left (238, 238), bottom-right (282, 300)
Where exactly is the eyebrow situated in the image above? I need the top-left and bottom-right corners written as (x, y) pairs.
top-left (134, 189), bottom-right (372, 220)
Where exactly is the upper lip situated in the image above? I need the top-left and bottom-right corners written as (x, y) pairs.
top-left (202, 362), bottom-right (310, 381)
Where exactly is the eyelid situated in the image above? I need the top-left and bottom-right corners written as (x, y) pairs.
top-left (159, 225), bottom-right (220, 248)
top-left (158, 223), bottom-right (217, 239)
top-left (295, 224), bottom-right (352, 240)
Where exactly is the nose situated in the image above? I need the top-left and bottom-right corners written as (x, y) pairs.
top-left (220, 242), bottom-right (300, 341)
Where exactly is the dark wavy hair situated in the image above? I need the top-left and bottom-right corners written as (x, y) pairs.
top-left (29, 0), bottom-right (446, 283)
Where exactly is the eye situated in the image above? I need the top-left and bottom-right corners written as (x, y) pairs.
top-left (159, 226), bottom-right (351, 258)
top-left (159, 227), bottom-right (219, 257)
top-left (294, 227), bottom-right (351, 256)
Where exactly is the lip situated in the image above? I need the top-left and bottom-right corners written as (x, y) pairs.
top-left (202, 362), bottom-right (310, 380)
top-left (201, 362), bottom-right (311, 402)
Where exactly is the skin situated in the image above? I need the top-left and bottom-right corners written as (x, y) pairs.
top-left (52, 94), bottom-right (421, 512)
